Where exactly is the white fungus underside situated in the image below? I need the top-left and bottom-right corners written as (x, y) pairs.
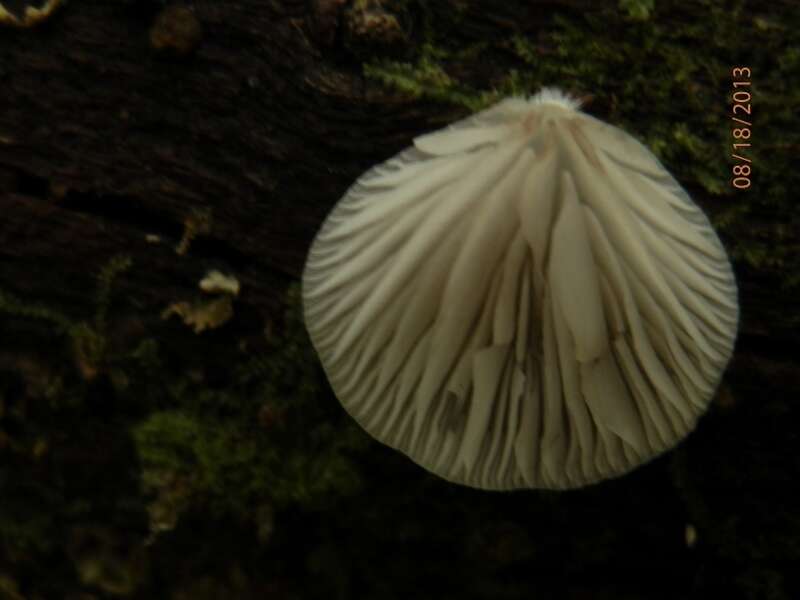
top-left (302, 89), bottom-right (738, 490)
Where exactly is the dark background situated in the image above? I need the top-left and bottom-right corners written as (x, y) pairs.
top-left (0, 1), bottom-right (798, 598)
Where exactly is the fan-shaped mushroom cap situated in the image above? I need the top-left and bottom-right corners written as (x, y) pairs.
top-left (302, 88), bottom-right (738, 490)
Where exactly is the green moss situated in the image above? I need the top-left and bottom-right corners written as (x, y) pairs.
top-left (364, 44), bottom-right (497, 111)
top-left (0, 496), bottom-right (57, 557)
top-left (0, 256), bottom-right (139, 568)
top-left (0, 288), bottom-right (73, 333)
top-left (132, 284), bottom-right (369, 535)
top-left (94, 254), bottom-right (133, 332)
top-left (0, 254), bottom-right (134, 380)
top-left (619, 0), bottom-right (656, 20)
top-left (133, 409), bottom-right (365, 518)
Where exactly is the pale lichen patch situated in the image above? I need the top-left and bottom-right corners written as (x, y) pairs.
top-left (161, 296), bottom-right (233, 333)
top-left (199, 270), bottom-right (240, 297)
top-left (0, 0), bottom-right (64, 28)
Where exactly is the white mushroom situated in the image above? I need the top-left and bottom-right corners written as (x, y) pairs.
top-left (302, 88), bottom-right (738, 490)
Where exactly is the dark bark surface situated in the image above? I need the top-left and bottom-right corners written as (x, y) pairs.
top-left (0, 1), bottom-right (798, 599)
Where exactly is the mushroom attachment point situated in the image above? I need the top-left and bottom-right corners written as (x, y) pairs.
top-left (302, 88), bottom-right (739, 490)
